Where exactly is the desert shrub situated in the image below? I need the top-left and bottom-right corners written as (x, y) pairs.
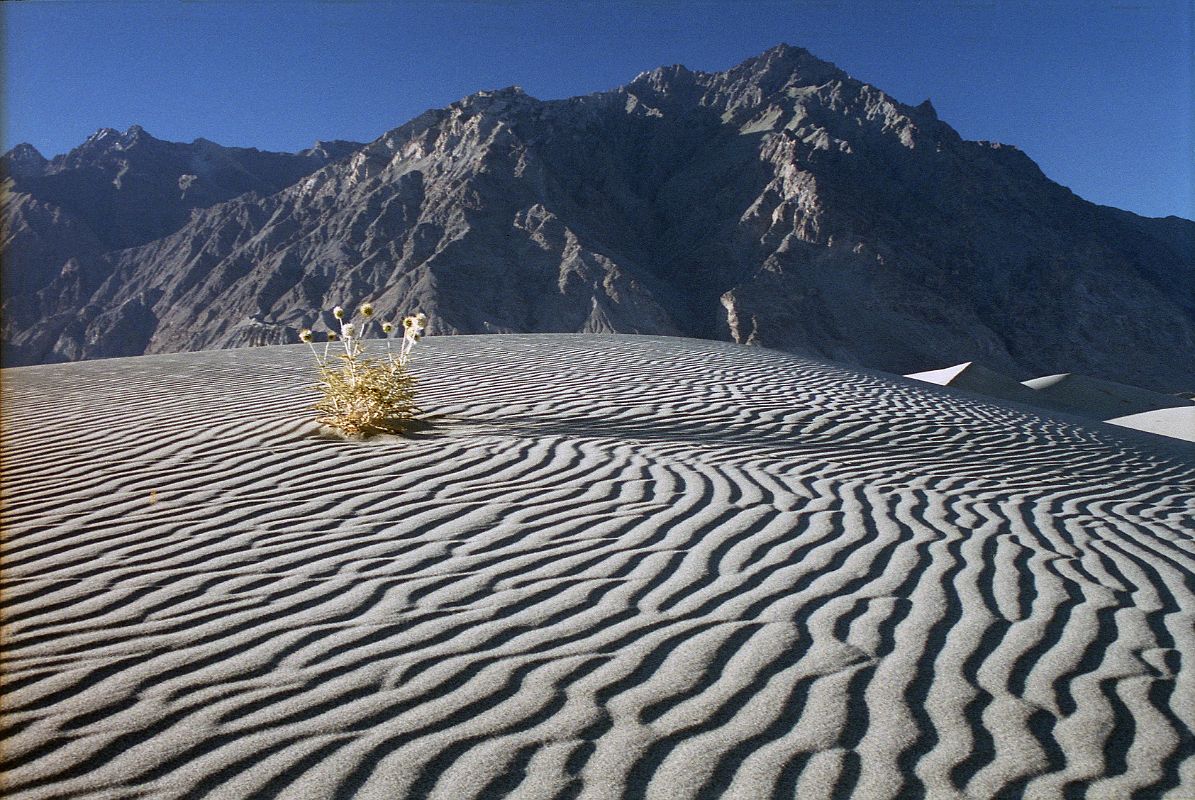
top-left (301, 304), bottom-right (427, 435)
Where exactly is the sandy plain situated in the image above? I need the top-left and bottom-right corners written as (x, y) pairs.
top-left (2, 335), bottom-right (1193, 799)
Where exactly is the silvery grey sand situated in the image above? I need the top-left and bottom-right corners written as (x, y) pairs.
top-left (2, 335), bottom-right (1193, 799)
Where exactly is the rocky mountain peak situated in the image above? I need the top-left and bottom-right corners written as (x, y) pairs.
top-left (1, 143), bottom-right (49, 178)
top-left (482, 85), bottom-right (528, 97)
top-left (123, 124), bottom-right (151, 143)
top-left (86, 127), bottom-right (121, 144)
top-left (2, 142), bottom-right (47, 161)
top-left (454, 85), bottom-right (537, 117)
top-left (300, 140), bottom-right (365, 161)
top-left (54, 125), bottom-right (161, 169)
top-left (619, 44), bottom-right (861, 131)
top-left (629, 62), bottom-right (695, 86)
top-left (621, 64), bottom-right (706, 114)
top-left (0, 128), bottom-right (365, 308)
top-left (727, 42), bottom-right (847, 91)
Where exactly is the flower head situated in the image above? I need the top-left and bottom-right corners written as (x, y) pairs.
top-left (407, 313), bottom-right (427, 338)
top-left (333, 306), bottom-right (345, 320)
top-left (341, 322), bottom-right (358, 339)
top-left (381, 321), bottom-right (395, 334)
top-left (360, 303), bottom-right (375, 318)
top-left (326, 330), bottom-right (339, 341)
top-left (299, 329), bottom-right (314, 343)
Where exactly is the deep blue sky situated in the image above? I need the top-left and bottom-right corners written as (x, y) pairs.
top-left (3, 1), bottom-right (1191, 219)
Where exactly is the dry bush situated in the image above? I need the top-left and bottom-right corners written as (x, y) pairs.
top-left (301, 304), bottom-right (427, 435)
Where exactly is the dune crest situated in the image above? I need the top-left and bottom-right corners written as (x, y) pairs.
top-left (907, 361), bottom-right (1195, 442)
top-left (3, 335), bottom-right (1193, 798)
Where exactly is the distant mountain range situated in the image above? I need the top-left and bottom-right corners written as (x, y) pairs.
top-left (3, 44), bottom-right (1192, 390)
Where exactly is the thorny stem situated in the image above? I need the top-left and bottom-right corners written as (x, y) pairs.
top-left (399, 331), bottom-right (417, 365)
top-left (341, 319), bottom-right (359, 386)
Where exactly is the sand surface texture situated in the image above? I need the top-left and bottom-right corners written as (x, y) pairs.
top-left (3, 335), bottom-right (1194, 799)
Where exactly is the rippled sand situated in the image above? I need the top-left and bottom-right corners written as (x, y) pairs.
top-left (3, 335), bottom-right (1193, 799)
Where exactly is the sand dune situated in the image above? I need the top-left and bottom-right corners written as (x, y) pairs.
top-left (908, 362), bottom-right (1195, 444)
top-left (903, 362), bottom-right (1046, 408)
top-left (1022, 373), bottom-right (1191, 420)
top-left (1107, 406), bottom-right (1195, 442)
top-left (3, 335), bottom-right (1193, 799)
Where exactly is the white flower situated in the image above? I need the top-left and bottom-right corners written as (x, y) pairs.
top-left (360, 303), bottom-right (375, 318)
top-left (299, 329), bottom-right (314, 343)
top-left (381, 321), bottom-right (395, 334)
top-left (326, 330), bottom-right (339, 341)
top-left (341, 322), bottom-right (358, 339)
top-left (333, 306), bottom-right (345, 319)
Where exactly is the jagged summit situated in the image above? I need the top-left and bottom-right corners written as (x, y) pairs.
top-left (630, 62), bottom-right (696, 83)
top-left (2, 142), bottom-right (46, 161)
top-left (2, 44), bottom-right (1192, 391)
top-left (626, 43), bottom-right (846, 101)
top-left (123, 124), bottom-right (150, 141)
top-left (728, 41), bottom-right (846, 83)
top-left (301, 139), bottom-right (365, 160)
top-left (0, 143), bottom-right (49, 179)
top-left (85, 127), bottom-right (121, 142)
top-left (68, 125), bottom-right (155, 152)
top-left (478, 85), bottom-right (529, 97)
top-left (0, 128), bottom-right (365, 310)
top-left (453, 85), bottom-right (539, 114)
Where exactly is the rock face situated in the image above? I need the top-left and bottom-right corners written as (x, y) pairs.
top-left (1, 129), bottom-right (361, 345)
top-left (3, 44), bottom-right (1193, 390)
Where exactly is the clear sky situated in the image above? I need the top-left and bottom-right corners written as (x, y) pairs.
top-left (2, 0), bottom-right (1191, 219)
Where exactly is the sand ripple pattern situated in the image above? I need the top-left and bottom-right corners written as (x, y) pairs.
top-left (3, 335), bottom-right (1193, 799)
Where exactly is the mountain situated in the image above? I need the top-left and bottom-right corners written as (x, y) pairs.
top-left (3, 45), bottom-right (1192, 391)
top-left (1, 127), bottom-right (361, 312)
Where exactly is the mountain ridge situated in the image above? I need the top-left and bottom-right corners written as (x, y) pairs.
top-left (3, 44), bottom-right (1192, 390)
